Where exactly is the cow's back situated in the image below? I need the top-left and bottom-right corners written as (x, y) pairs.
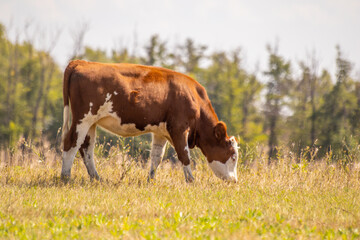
top-left (68, 61), bottom-right (200, 132)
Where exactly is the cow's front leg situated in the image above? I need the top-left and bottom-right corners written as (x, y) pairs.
top-left (148, 134), bottom-right (167, 182)
top-left (172, 131), bottom-right (195, 183)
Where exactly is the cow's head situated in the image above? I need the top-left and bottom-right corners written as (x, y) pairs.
top-left (205, 121), bottom-right (238, 182)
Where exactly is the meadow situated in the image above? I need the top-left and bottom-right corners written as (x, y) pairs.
top-left (0, 140), bottom-right (360, 239)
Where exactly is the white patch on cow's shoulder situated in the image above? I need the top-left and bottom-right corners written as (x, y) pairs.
top-left (114, 91), bottom-right (118, 95)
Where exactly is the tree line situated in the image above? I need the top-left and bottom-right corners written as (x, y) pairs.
top-left (0, 22), bottom-right (359, 162)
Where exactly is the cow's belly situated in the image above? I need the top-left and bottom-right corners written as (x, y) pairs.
top-left (97, 116), bottom-right (171, 141)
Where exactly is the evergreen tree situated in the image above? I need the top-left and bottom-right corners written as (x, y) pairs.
top-left (176, 38), bottom-right (207, 74)
top-left (288, 55), bottom-right (332, 156)
top-left (317, 46), bottom-right (357, 158)
top-left (142, 35), bottom-right (168, 67)
top-left (264, 45), bottom-right (293, 160)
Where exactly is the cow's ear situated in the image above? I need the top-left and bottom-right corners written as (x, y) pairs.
top-left (214, 121), bottom-right (227, 141)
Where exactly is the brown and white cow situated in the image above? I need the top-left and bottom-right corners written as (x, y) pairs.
top-left (61, 60), bottom-right (238, 182)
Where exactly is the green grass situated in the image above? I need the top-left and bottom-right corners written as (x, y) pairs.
top-left (1, 144), bottom-right (360, 239)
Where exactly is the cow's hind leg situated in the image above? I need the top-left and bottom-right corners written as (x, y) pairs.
top-left (61, 122), bottom-right (91, 181)
top-left (148, 134), bottom-right (167, 182)
top-left (79, 124), bottom-right (100, 180)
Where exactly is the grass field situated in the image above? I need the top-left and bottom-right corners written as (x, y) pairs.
top-left (1, 142), bottom-right (360, 239)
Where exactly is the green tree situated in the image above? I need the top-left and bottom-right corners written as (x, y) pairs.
top-left (142, 34), bottom-right (168, 67)
top-left (0, 23), bottom-right (62, 147)
top-left (111, 48), bottom-right (139, 64)
top-left (241, 72), bottom-right (265, 144)
top-left (200, 49), bottom-right (265, 145)
top-left (83, 47), bottom-right (111, 63)
top-left (288, 55), bottom-right (332, 156)
top-left (176, 38), bottom-right (207, 74)
top-left (317, 46), bottom-right (357, 158)
top-left (264, 45), bottom-right (293, 160)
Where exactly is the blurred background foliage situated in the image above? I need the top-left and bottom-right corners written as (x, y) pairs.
top-left (0, 22), bottom-right (359, 162)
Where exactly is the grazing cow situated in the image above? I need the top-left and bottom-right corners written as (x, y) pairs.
top-left (61, 60), bottom-right (238, 182)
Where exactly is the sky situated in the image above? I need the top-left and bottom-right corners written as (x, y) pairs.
top-left (0, 0), bottom-right (359, 78)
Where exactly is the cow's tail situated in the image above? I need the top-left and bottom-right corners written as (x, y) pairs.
top-left (61, 60), bottom-right (80, 149)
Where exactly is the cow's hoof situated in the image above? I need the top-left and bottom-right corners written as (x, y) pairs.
top-left (183, 165), bottom-right (195, 183)
top-left (90, 173), bottom-right (101, 182)
top-left (185, 175), bottom-right (195, 183)
top-left (147, 176), bottom-right (155, 183)
top-left (60, 174), bottom-right (71, 183)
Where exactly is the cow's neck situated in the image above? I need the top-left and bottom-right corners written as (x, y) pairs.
top-left (196, 110), bottom-right (219, 157)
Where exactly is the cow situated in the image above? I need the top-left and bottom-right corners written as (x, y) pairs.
top-left (61, 60), bottom-right (238, 182)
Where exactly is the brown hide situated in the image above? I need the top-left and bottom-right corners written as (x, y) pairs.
top-left (63, 60), bottom-right (235, 164)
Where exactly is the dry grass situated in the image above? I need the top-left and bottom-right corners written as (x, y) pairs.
top-left (0, 141), bottom-right (360, 239)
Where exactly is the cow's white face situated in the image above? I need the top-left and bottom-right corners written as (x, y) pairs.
top-left (208, 136), bottom-right (238, 182)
